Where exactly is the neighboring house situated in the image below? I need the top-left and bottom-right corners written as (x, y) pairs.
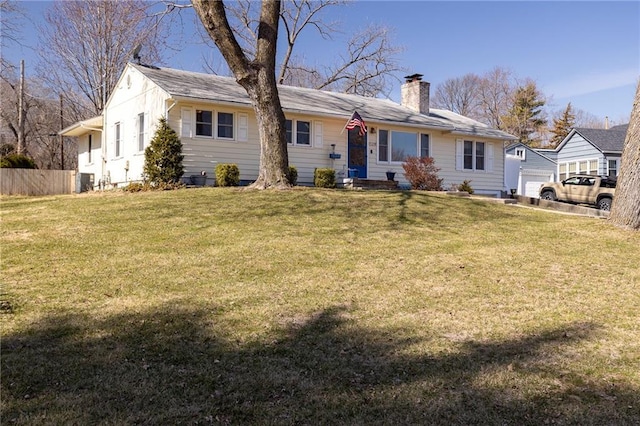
top-left (555, 124), bottom-right (627, 180)
top-left (63, 64), bottom-right (515, 195)
top-left (505, 143), bottom-right (557, 197)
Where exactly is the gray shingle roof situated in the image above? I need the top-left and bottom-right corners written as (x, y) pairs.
top-left (131, 63), bottom-right (515, 141)
top-left (574, 125), bottom-right (628, 153)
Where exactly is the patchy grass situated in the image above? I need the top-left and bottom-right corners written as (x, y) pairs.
top-left (1, 188), bottom-right (639, 425)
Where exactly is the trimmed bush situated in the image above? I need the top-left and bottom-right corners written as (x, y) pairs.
top-left (314, 168), bottom-right (336, 188)
top-left (0, 153), bottom-right (37, 169)
top-left (143, 117), bottom-right (184, 185)
top-left (215, 163), bottom-right (240, 187)
top-left (402, 156), bottom-right (443, 191)
top-left (287, 166), bottom-right (298, 186)
top-left (457, 179), bottom-right (474, 194)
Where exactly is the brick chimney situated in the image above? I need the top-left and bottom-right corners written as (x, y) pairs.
top-left (401, 73), bottom-right (430, 115)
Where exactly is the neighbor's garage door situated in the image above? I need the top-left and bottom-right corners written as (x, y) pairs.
top-left (520, 169), bottom-right (555, 198)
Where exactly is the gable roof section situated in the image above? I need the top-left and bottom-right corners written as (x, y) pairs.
top-left (505, 142), bottom-right (557, 163)
top-left (131, 63), bottom-right (515, 141)
top-left (570, 126), bottom-right (628, 153)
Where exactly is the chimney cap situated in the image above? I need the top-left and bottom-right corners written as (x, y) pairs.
top-left (404, 73), bottom-right (423, 82)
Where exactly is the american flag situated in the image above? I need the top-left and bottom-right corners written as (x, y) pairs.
top-left (345, 111), bottom-right (367, 136)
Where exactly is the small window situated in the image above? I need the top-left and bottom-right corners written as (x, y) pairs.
top-left (589, 159), bottom-right (598, 175)
top-left (475, 142), bottom-right (485, 171)
top-left (88, 134), bottom-right (92, 163)
top-left (420, 134), bottom-right (430, 158)
top-left (296, 120), bottom-right (311, 145)
top-left (463, 141), bottom-right (473, 170)
top-left (608, 159), bottom-right (618, 177)
top-left (196, 110), bottom-right (213, 137)
top-left (138, 113), bottom-right (145, 152)
top-left (285, 119), bottom-right (293, 144)
top-left (378, 130), bottom-right (388, 162)
top-left (115, 122), bottom-right (121, 157)
top-left (217, 112), bottom-right (234, 139)
top-left (515, 148), bottom-right (526, 160)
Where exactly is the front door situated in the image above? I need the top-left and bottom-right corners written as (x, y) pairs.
top-left (348, 128), bottom-right (367, 178)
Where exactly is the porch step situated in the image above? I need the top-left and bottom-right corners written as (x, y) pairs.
top-left (343, 178), bottom-right (399, 190)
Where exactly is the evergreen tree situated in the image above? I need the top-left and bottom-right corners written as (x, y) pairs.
top-left (549, 102), bottom-right (576, 148)
top-left (501, 81), bottom-right (547, 146)
top-left (143, 117), bottom-right (184, 185)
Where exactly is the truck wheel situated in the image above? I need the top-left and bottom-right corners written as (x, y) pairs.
top-left (597, 197), bottom-right (612, 211)
top-left (541, 190), bottom-right (556, 201)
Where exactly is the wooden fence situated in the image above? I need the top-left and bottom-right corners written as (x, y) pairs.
top-left (0, 169), bottom-right (77, 196)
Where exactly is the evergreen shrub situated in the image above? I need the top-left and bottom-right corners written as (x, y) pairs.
top-left (287, 166), bottom-right (298, 186)
top-left (314, 168), bottom-right (336, 188)
top-left (143, 117), bottom-right (184, 186)
top-left (215, 164), bottom-right (240, 187)
top-left (0, 154), bottom-right (37, 169)
top-left (457, 179), bottom-right (474, 194)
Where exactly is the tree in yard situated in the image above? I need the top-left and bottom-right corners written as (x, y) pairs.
top-left (144, 117), bottom-right (184, 185)
top-left (548, 102), bottom-right (576, 148)
top-left (199, 0), bottom-right (403, 98)
top-left (193, 0), bottom-right (290, 189)
top-left (609, 82), bottom-right (640, 230)
top-left (500, 81), bottom-right (547, 146)
top-left (432, 73), bottom-right (481, 118)
top-left (36, 0), bottom-right (170, 118)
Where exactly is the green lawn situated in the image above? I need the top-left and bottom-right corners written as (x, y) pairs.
top-left (2, 188), bottom-right (639, 425)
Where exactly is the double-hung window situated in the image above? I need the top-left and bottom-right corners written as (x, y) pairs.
top-left (137, 113), bottom-right (145, 152)
top-left (115, 122), bottom-right (121, 157)
top-left (285, 119), bottom-right (311, 146)
top-left (608, 159), bottom-right (618, 177)
top-left (457, 139), bottom-right (493, 172)
top-left (420, 134), bottom-right (430, 158)
top-left (196, 110), bottom-right (213, 137)
top-left (217, 112), bottom-right (234, 139)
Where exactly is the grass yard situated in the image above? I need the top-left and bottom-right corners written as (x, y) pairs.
top-left (1, 188), bottom-right (639, 425)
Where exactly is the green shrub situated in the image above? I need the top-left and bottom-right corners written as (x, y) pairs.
top-left (402, 156), bottom-right (443, 191)
top-left (215, 163), bottom-right (240, 187)
top-left (143, 117), bottom-right (184, 186)
top-left (314, 168), bottom-right (336, 188)
top-left (457, 179), bottom-right (474, 194)
top-left (287, 166), bottom-right (298, 186)
top-left (0, 153), bottom-right (37, 169)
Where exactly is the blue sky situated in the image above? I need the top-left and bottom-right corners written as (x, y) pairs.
top-left (5, 1), bottom-right (639, 124)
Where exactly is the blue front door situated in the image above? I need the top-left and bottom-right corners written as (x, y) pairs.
top-left (348, 128), bottom-right (367, 178)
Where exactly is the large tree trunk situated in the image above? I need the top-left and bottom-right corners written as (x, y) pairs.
top-left (609, 82), bottom-right (640, 230)
top-left (193, 0), bottom-right (290, 189)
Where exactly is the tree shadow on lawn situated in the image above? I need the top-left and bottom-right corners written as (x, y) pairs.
top-left (3, 304), bottom-right (638, 425)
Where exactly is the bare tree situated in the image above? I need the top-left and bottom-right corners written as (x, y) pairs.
top-left (198, 0), bottom-right (402, 97)
top-left (432, 73), bottom-right (481, 117)
top-left (35, 0), bottom-right (170, 118)
top-left (0, 70), bottom-right (76, 169)
top-left (311, 25), bottom-right (403, 97)
top-left (609, 82), bottom-right (640, 230)
top-left (193, 0), bottom-right (290, 189)
top-left (476, 67), bottom-right (517, 129)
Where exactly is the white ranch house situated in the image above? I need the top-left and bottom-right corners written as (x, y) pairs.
top-left (63, 63), bottom-right (515, 194)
